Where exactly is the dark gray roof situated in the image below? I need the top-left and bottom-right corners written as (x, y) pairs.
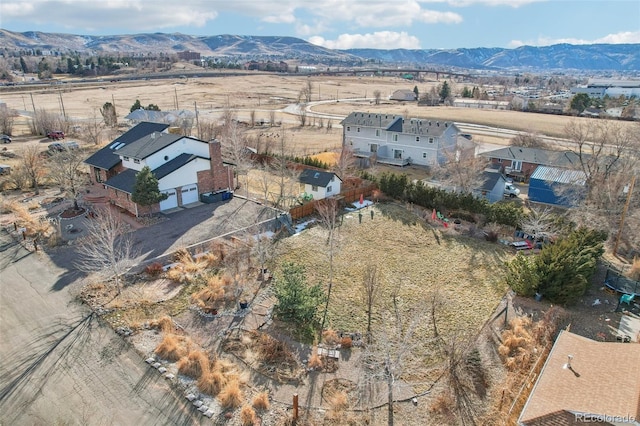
top-left (115, 133), bottom-right (182, 160)
top-left (477, 170), bottom-right (505, 192)
top-left (481, 146), bottom-right (583, 168)
top-left (341, 111), bottom-right (456, 137)
top-left (153, 153), bottom-right (199, 179)
top-left (84, 122), bottom-right (169, 170)
top-left (298, 169), bottom-right (340, 187)
top-left (103, 169), bottom-right (137, 194)
top-left (103, 154), bottom-right (202, 194)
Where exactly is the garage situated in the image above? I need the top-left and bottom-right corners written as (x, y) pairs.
top-left (181, 183), bottom-right (199, 205)
top-left (159, 189), bottom-right (178, 210)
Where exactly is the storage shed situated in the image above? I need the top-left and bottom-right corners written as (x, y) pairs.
top-left (527, 166), bottom-right (586, 206)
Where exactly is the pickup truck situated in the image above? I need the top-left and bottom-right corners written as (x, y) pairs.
top-left (46, 130), bottom-right (65, 140)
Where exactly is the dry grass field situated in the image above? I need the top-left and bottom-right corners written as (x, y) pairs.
top-left (276, 203), bottom-right (508, 356)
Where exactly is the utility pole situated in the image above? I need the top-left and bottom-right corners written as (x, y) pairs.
top-left (613, 175), bottom-right (636, 256)
top-left (59, 90), bottom-right (66, 119)
top-left (174, 87), bottom-right (179, 110)
top-left (194, 101), bottom-right (200, 139)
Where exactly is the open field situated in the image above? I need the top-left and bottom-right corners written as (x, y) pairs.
top-left (276, 203), bottom-right (508, 361)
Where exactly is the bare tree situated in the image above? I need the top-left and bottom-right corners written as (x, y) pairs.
top-left (299, 79), bottom-right (313, 103)
top-left (255, 164), bottom-right (273, 203)
top-left (100, 102), bottom-right (117, 128)
top-left (361, 263), bottom-right (380, 344)
top-left (272, 129), bottom-right (299, 209)
top-left (220, 113), bottom-right (251, 197)
top-left (48, 149), bottom-right (89, 210)
top-left (440, 334), bottom-right (481, 426)
top-left (518, 205), bottom-right (564, 241)
top-left (316, 197), bottom-right (340, 330)
top-left (75, 207), bottom-right (137, 295)
top-left (510, 131), bottom-right (546, 148)
top-left (30, 108), bottom-right (64, 136)
top-left (82, 110), bottom-right (103, 145)
top-left (251, 230), bottom-right (275, 281)
top-left (333, 145), bottom-right (356, 180)
top-left (298, 108), bottom-right (307, 127)
top-left (249, 109), bottom-right (256, 127)
top-left (0, 105), bottom-right (15, 136)
top-left (362, 297), bottom-right (428, 426)
top-left (173, 117), bottom-right (194, 136)
top-left (19, 145), bottom-right (47, 194)
top-left (198, 118), bottom-right (218, 142)
top-left (269, 110), bottom-right (276, 127)
top-left (432, 146), bottom-right (489, 193)
top-left (373, 90), bottom-right (382, 105)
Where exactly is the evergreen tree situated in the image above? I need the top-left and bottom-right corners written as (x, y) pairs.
top-left (439, 81), bottom-right (451, 102)
top-left (130, 99), bottom-right (142, 112)
top-left (101, 102), bottom-right (117, 127)
top-left (461, 87), bottom-right (472, 98)
top-left (570, 93), bottom-right (591, 114)
top-left (20, 57), bottom-right (28, 74)
top-left (131, 166), bottom-right (168, 213)
top-left (413, 85), bottom-right (419, 99)
top-left (273, 262), bottom-right (325, 335)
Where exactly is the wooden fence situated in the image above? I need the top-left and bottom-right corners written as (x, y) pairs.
top-left (289, 183), bottom-right (377, 220)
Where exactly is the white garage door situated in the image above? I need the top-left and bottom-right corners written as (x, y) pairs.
top-left (181, 184), bottom-right (199, 205)
top-left (159, 190), bottom-right (178, 211)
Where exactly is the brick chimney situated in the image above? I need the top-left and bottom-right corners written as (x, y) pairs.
top-left (204, 139), bottom-right (233, 192)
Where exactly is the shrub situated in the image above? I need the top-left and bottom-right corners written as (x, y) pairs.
top-left (308, 352), bottom-right (323, 370)
top-left (240, 404), bottom-right (257, 426)
top-left (149, 315), bottom-right (174, 333)
top-left (219, 379), bottom-right (243, 408)
top-left (328, 391), bottom-right (349, 412)
top-left (340, 336), bottom-right (353, 349)
top-left (177, 350), bottom-right (210, 379)
top-left (197, 370), bottom-right (226, 396)
top-left (322, 329), bottom-right (340, 346)
top-left (256, 332), bottom-right (292, 363)
top-left (628, 257), bottom-right (640, 281)
top-left (145, 262), bottom-right (164, 277)
top-left (252, 391), bottom-right (270, 410)
top-left (155, 334), bottom-right (189, 361)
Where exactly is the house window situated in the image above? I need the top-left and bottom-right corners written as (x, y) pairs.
top-left (347, 126), bottom-right (350, 131)
top-left (394, 150), bottom-right (402, 159)
top-left (327, 186), bottom-right (332, 192)
top-left (393, 134), bottom-right (398, 141)
top-left (357, 127), bottom-right (360, 132)
top-left (134, 159), bottom-right (140, 164)
top-left (370, 144), bottom-right (378, 153)
top-left (416, 137), bottom-right (420, 142)
top-left (349, 140), bottom-right (353, 146)
top-left (164, 155), bottom-right (169, 161)
top-left (512, 160), bottom-right (522, 171)
top-left (376, 129), bottom-right (380, 136)
top-left (123, 156), bottom-right (130, 161)
top-left (422, 152), bottom-right (427, 159)
top-left (428, 137), bottom-right (434, 143)
top-left (311, 185), bottom-right (318, 192)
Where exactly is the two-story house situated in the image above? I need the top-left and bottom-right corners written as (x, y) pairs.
top-left (86, 126), bottom-right (233, 216)
top-left (341, 112), bottom-right (460, 167)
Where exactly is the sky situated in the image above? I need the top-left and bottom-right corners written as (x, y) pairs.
top-left (1, 0), bottom-right (639, 50)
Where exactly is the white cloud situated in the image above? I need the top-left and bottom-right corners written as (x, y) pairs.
top-left (509, 31), bottom-right (640, 47)
top-left (433, 0), bottom-right (545, 7)
top-left (309, 31), bottom-right (422, 50)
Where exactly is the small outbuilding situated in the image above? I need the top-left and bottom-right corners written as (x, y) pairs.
top-left (527, 166), bottom-right (586, 207)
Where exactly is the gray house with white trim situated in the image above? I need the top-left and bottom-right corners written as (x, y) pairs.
top-left (341, 112), bottom-right (460, 167)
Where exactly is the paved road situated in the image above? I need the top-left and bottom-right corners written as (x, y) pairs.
top-left (0, 229), bottom-right (200, 425)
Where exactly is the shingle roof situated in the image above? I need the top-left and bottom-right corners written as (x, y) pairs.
top-left (519, 330), bottom-right (640, 425)
top-left (103, 169), bottom-right (137, 194)
top-left (481, 146), bottom-right (583, 169)
top-left (477, 170), bottom-right (505, 192)
top-left (84, 122), bottom-right (169, 170)
top-left (341, 112), bottom-right (457, 137)
top-left (102, 154), bottom-right (201, 194)
top-left (298, 169), bottom-right (340, 187)
top-left (114, 133), bottom-right (182, 160)
top-left (152, 153), bottom-right (199, 180)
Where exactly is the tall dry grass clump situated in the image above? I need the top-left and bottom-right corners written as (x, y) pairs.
top-left (498, 317), bottom-right (534, 371)
top-left (154, 334), bottom-right (190, 362)
top-left (240, 404), bottom-right (257, 426)
top-left (219, 379), bottom-right (244, 408)
top-left (197, 369), bottom-right (226, 396)
top-left (191, 275), bottom-right (229, 309)
top-left (149, 315), bottom-right (174, 333)
top-left (252, 391), bottom-right (270, 410)
top-left (324, 391), bottom-right (349, 422)
top-left (628, 257), bottom-right (640, 281)
top-left (322, 329), bottom-right (340, 346)
top-left (177, 350), bottom-right (210, 379)
top-left (308, 352), bottom-right (323, 370)
top-left (255, 332), bottom-right (292, 364)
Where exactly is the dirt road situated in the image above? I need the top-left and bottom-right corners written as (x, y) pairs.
top-left (0, 229), bottom-right (201, 425)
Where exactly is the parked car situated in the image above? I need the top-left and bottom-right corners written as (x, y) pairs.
top-left (0, 134), bottom-right (11, 143)
top-left (504, 182), bottom-right (521, 198)
top-left (48, 141), bottom-right (79, 152)
top-left (0, 164), bottom-right (11, 175)
top-left (46, 130), bottom-right (65, 140)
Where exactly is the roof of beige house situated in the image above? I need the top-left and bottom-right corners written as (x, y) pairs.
top-left (519, 330), bottom-right (640, 425)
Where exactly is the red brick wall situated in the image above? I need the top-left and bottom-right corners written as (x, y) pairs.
top-left (106, 187), bottom-right (159, 217)
top-left (197, 140), bottom-right (234, 193)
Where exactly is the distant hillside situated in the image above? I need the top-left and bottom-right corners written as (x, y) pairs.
top-left (342, 44), bottom-right (640, 71)
top-left (1, 29), bottom-right (638, 71)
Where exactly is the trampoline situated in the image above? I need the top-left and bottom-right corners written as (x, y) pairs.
top-left (604, 266), bottom-right (640, 297)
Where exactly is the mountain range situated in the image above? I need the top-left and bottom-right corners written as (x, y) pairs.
top-left (1, 29), bottom-right (639, 72)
